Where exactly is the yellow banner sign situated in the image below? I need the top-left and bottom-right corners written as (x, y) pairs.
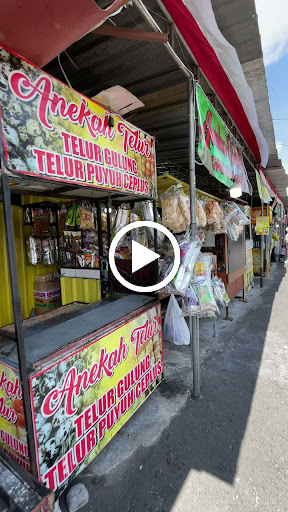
top-left (30, 304), bottom-right (163, 494)
top-left (0, 360), bottom-right (29, 471)
top-left (256, 216), bottom-right (270, 235)
top-left (0, 46), bottom-right (156, 197)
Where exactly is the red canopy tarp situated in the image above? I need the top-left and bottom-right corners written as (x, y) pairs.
top-left (0, 0), bottom-right (128, 68)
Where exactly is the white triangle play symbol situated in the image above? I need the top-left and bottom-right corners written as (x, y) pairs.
top-left (132, 240), bottom-right (160, 273)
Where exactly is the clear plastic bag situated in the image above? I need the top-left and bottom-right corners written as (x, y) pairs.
top-left (161, 185), bottom-right (187, 233)
top-left (182, 284), bottom-right (201, 317)
top-left (170, 233), bottom-right (202, 295)
top-left (196, 199), bottom-right (207, 227)
top-left (163, 295), bottom-right (190, 345)
top-left (212, 276), bottom-right (230, 307)
top-left (220, 200), bottom-right (249, 226)
top-left (203, 198), bottom-right (226, 234)
top-left (194, 253), bottom-right (219, 317)
top-left (226, 221), bottom-right (240, 241)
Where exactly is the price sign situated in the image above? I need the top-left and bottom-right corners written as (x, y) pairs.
top-left (256, 216), bottom-right (270, 235)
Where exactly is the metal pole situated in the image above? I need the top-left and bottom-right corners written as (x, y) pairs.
top-left (260, 200), bottom-right (264, 287)
top-left (153, 199), bottom-right (159, 285)
top-left (133, 0), bottom-right (191, 79)
top-left (107, 194), bottom-right (114, 297)
top-left (188, 77), bottom-right (200, 398)
top-left (96, 201), bottom-right (104, 298)
top-left (1, 169), bottom-right (38, 477)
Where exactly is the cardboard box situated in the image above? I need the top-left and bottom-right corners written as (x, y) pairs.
top-left (33, 278), bottom-right (61, 315)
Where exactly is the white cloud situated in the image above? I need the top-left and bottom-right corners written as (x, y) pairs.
top-left (255, 0), bottom-right (288, 65)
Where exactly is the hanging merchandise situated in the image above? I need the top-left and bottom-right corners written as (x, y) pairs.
top-left (58, 204), bottom-right (68, 232)
top-left (42, 237), bottom-right (57, 265)
top-left (80, 205), bottom-right (95, 230)
top-left (112, 203), bottom-right (131, 238)
top-left (142, 201), bottom-right (165, 245)
top-left (226, 222), bottom-right (240, 242)
top-left (193, 253), bottom-right (219, 317)
top-left (203, 198), bottom-right (226, 234)
top-left (220, 200), bottom-right (250, 226)
top-left (130, 203), bottom-right (143, 244)
top-left (26, 236), bottom-right (42, 265)
top-left (196, 198), bottom-right (207, 227)
top-left (161, 233), bottom-right (202, 295)
top-left (182, 284), bottom-right (201, 317)
top-left (163, 295), bottom-right (190, 345)
top-left (32, 209), bottom-right (49, 235)
top-left (212, 276), bottom-right (230, 307)
top-left (161, 185), bottom-right (187, 233)
top-left (65, 204), bottom-right (81, 228)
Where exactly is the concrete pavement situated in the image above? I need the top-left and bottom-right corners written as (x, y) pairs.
top-left (60, 262), bottom-right (288, 512)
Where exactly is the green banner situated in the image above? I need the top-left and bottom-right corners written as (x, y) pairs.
top-left (196, 85), bottom-right (252, 195)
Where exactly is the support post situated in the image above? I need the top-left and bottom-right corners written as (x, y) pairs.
top-left (107, 194), bottom-right (114, 297)
top-left (188, 77), bottom-right (200, 398)
top-left (153, 199), bottom-right (159, 285)
top-left (96, 201), bottom-right (105, 298)
top-left (260, 200), bottom-right (264, 287)
top-left (1, 169), bottom-right (38, 477)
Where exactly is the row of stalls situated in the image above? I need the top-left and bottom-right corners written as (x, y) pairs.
top-left (0, 0), bottom-right (286, 501)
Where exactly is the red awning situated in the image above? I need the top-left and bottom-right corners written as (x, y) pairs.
top-left (163, 0), bottom-right (262, 166)
top-left (0, 0), bottom-right (128, 68)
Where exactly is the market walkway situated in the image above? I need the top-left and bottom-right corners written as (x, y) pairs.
top-left (61, 262), bottom-right (288, 512)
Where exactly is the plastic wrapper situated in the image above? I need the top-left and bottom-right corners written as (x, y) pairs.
top-left (26, 236), bottom-right (42, 265)
top-left (130, 204), bottom-right (142, 243)
top-left (203, 199), bottom-right (221, 224)
top-left (33, 215), bottom-right (49, 235)
top-left (203, 198), bottom-right (226, 234)
top-left (58, 205), bottom-right (68, 232)
top-left (182, 284), bottom-right (201, 317)
top-left (194, 253), bottom-right (219, 317)
top-left (196, 199), bottom-right (207, 227)
top-left (77, 251), bottom-right (99, 268)
top-left (161, 185), bottom-right (186, 233)
top-left (212, 276), bottom-right (230, 307)
top-left (221, 200), bottom-right (249, 226)
top-left (65, 205), bottom-right (80, 228)
top-left (178, 193), bottom-right (190, 224)
top-left (163, 295), bottom-right (190, 345)
top-left (142, 201), bottom-right (165, 245)
top-left (82, 229), bottom-right (98, 250)
top-left (226, 221), bottom-right (240, 241)
top-left (112, 203), bottom-right (131, 238)
top-left (161, 234), bottom-right (202, 296)
top-left (42, 238), bottom-right (57, 265)
top-left (80, 206), bottom-right (95, 230)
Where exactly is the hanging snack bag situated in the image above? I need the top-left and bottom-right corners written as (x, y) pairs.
top-left (196, 199), bottom-right (207, 228)
top-left (212, 276), bottom-right (230, 307)
top-left (112, 203), bottom-right (131, 238)
top-left (42, 238), bottom-right (56, 265)
top-left (142, 201), bottom-right (165, 244)
top-left (80, 206), bottom-right (95, 230)
top-left (161, 185), bottom-right (186, 233)
top-left (26, 236), bottom-right (42, 265)
top-left (178, 192), bottom-right (190, 225)
top-left (182, 284), bottom-right (201, 317)
top-left (194, 253), bottom-right (219, 317)
top-left (58, 204), bottom-right (68, 232)
top-left (221, 200), bottom-right (249, 226)
top-left (171, 233), bottom-right (202, 295)
top-left (226, 222), bottom-right (240, 241)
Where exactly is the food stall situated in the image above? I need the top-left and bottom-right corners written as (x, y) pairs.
top-left (0, 46), bottom-right (163, 496)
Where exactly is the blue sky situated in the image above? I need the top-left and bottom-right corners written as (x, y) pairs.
top-left (255, 0), bottom-right (288, 172)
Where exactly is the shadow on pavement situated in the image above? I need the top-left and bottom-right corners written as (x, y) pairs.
top-left (60, 262), bottom-right (286, 512)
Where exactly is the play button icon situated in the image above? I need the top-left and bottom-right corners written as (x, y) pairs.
top-left (109, 220), bottom-right (180, 293)
top-left (131, 240), bottom-right (160, 273)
